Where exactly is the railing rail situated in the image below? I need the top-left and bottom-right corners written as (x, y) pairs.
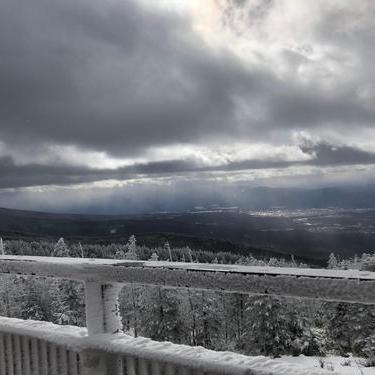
top-left (0, 318), bottom-right (82, 375)
top-left (0, 317), bottom-right (331, 375)
top-left (1, 255), bottom-right (375, 303)
top-left (1, 255), bottom-right (369, 374)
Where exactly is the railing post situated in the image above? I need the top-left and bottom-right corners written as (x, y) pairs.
top-left (81, 282), bottom-right (123, 375)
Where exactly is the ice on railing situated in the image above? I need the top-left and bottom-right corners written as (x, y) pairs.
top-left (0, 317), bottom-right (86, 347)
top-left (0, 317), bottom-right (333, 375)
top-left (0, 256), bottom-right (373, 374)
top-left (83, 333), bottom-right (333, 375)
top-left (1, 255), bottom-right (375, 303)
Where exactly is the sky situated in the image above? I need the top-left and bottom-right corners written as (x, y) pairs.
top-left (1, 0), bottom-right (375, 212)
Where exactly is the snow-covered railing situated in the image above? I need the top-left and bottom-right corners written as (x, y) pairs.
top-left (1, 255), bottom-right (375, 304)
top-left (1, 255), bottom-right (372, 374)
top-left (0, 317), bottom-right (330, 375)
top-left (0, 318), bottom-right (83, 375)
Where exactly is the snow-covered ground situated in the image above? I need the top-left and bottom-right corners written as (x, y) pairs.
top-left (280, 355), bottom-right (375, 374)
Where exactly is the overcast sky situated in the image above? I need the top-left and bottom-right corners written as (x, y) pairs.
top-left (1, 0), bottom-right (375, 211)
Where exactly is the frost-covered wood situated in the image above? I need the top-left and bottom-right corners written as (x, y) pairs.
top-left (83, 282), bottom-right (122, 374)
top-left (0, 256), bottom-right (372, 374)
top-left (84, 282), bottom-right (123, 336)
top-left (0, 317), bottom-right (333, 375)
top-left (1, 255), bottom-right (375, 303)
top-left (0, 327), bottom-right (82, 375)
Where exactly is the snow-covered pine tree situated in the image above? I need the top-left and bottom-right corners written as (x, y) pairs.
top-left (124, 235), bottom-right (138, 260)
top-left (353, 254), bottom-right (359, 268)
top-left (119, 284), bottom-right (153, 338)
top-left (114, 235), bottom-right (138, 259)
top-left (179, 289), bottom-right (222, 348)
top-left (268, 257), bottom-right (279, 267)
top-left (363, 334), bottom-right (375, 366)
top-left (241, 296), bottom-right (296, 357)
top-left (196, 291), bottom-right (222, 348)
top-left (114, 245), bottom-right (127, 259)
top-left (51, 280), bottom-right (85, 326)
top-left (0, 237), bottom-right (4, 255)
top-left (17, 277), bottom-right (54, 321)
top-left (145, 287), bottom-right (185, 343)
top-left (79, 242), bottom-right (84, 258)
top-left (291, 254), bottom-right (297, 267)
top-left (327, 252), bottom-right (338, 269)
top-left (360, 253), bottom-right (375, 271)
top-left (327, 302), bottom-right (375, 356)
top-left (187, 246), bottom-right (193, 262)
top-left (227, 293), bottom-right (246, 346)
top-left (149, 251), bottom-right (159, 261)
top-left (164, 241), bottom-right (173, 262)
top-left (53, 238), bottom-right (69, 257)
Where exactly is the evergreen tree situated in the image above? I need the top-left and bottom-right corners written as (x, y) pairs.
top-left (0, 237), bottom-right (4, 255)
top-left (327, 253), bottom-right (338, 269)
top-left (114, 245), bottom-right (127, 259)
top-left (268, 257), bottom-right (279, 267)
top-left (363, 334), bottom-right (375, 366)
top-left (144, 287), bottom-right (185, 343)
top-left (115, 235), bottom-right (138, 260)
top-left (119, 284), bottom-right (150, 337)
top-left (125, 235), bottom-right (138, 260)
top-left (360, 254), bottom-right (375, 271)
top-left (53, 238), bottom-right (69, 257)
top-left (51, 280), bottom-right (85, 326)
top-left (327, 302), bottom-right (375, 355)
top-left (149, 251), bottom-right (159, 261)
top-left (0, 275), bottom-right (16, 317)
top-left (164, 241), bottom-right (173, 262)
top-left (186, 246), bottom-right (193, 262)
top-left (195, 291), bottom-right (222, 348)
top-left (79, 242), bottom-right (84, 258)
top-left (228, 293), bottom-right (246, 346)
top-left (17, 277), bottom-right (54, 321)
top-left (241, 296), bottom-right (297, 357)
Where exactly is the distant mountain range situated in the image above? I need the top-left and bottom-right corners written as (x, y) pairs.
top-left (4, 185), bottom-right (375, 215)
top-left (1, 205), bottom-right (375, 266)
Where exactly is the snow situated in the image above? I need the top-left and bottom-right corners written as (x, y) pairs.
top-left (0, 316), bottom-right (87, 348)
top-left (80, 333), bottom-right (334, 375)
top-left (0, 317), bottom-right (333, 374)
top-left (1, 255), bottom-right (375, 304)
top-left (2, 255), bottom-right (375, 280)
top-left (280, 355), bottom-right (375, 375)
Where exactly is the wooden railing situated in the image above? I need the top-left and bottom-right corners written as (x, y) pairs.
top-left (2, 255), bottom-right (372, 374)
top-left (0, 319), bottom-right (81, 375)
top-left (0, 316), bottom-right (330, 375)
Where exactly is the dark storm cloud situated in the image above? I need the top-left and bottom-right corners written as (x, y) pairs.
top-left (0, 0), bottom-right (255, 156)
top-left (301, 142), bottom-right (375, 166)
top-left (219, 142), bottom-right (375, 170)
top-left (0, 156), bottom-right (200, 188)
top-left (2, 141), bottom-right (375, 188)
top-left (1, 0), bottom-right (375, 160)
